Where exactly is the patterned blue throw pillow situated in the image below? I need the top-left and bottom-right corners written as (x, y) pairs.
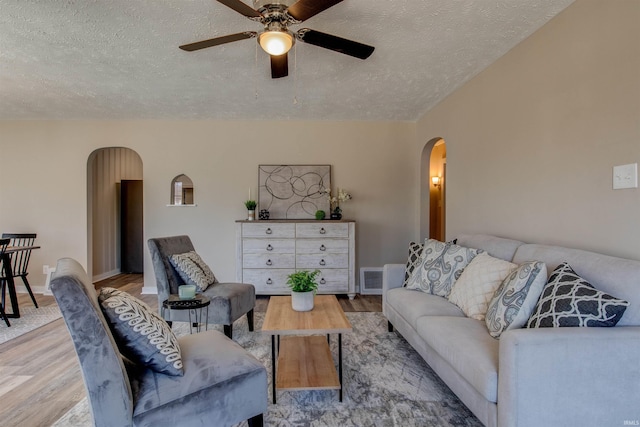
top-left (485, 261), bottom-right (547, 338)
top-left (406, 239), bottom-right (482, 298)
top-left (169, 251), bottom-right (218, 292)
top-left (98, 287), bottom-right (183, 376)
top-left (527, 262), bottom-right (629, 328)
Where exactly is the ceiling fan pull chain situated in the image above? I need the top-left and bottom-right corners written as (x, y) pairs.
top-left (254, 42), bottom-right (259, 100)
top-left (293, 43), bottom-right (298, 105)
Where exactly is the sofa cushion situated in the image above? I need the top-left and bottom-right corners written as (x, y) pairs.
top-left (416, 316), bottom-right (499, 403)
top-left (403, 241), bottom-right (424, 287)
top-left (98, 287), bottom-right (183, 376)
top-left (386, 288), bottom-right (464, 329)
top-left (406, 239), bottom-right (482, 298)
top-left (512, 243), bottom-right (640, 326)
top-left (485, 261), bottom-right (547, 338)
top-left (448, 253), bottom-right (516, 321)
top-left (527, 262), bottom-right (629, 328)
top-left (169, 251), bottom-right (218, 292)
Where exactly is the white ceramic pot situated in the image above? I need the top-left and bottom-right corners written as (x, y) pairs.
top-left (247, 210), bottom-right (256, 221)
top-left (291, 290), bottom-right (314, 312)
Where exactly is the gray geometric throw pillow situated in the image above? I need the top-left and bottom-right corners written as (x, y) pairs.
top-left (526, 262), bottom-right (629, 328)
top-left (403, 241), bottom-right (424, 287)
top-left (98, 287), bottom-right (183, 376)
top-left (169, 251), bottom-right (218, 292)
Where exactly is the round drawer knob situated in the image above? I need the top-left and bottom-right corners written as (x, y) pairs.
top-left (320, 278), bottom-right (326, 284)
top-left (266, 244), bottom-right (273, 251)
top-left (320, 244), bottom-right (326, 251)
top-left (319, 227), bottom-right (326, 234)
top-left (319, 259), bottom-right (326, 266)
top-left (266, 259), bottom-right (273, 266)
top-left (266, 278), bottom-right (273, 285)
top-left (266, 228), bottom-right (272, 235)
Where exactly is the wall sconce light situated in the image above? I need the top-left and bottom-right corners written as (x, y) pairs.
top-left (431, 176), bottom-right (442, 189)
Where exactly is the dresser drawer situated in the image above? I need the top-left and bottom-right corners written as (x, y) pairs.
top-left (242, 269), bottom-right (293, 293)
top-left (296, 223), bottom-right (349, 238)
top-left (296, 239), bottom-right (348, 254)
top-left (242, 223), bottom-right (295, 238)
top-left (317, 269), bottom-right (349, 293)
top-left (242, 238), bottom-right (295, 254)
top-left (296, 253), bottom-right (349, 269)
top-left (243, 253), bottom-right (295, 269)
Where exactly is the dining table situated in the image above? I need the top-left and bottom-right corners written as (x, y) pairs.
top-left (1, 245), bottom-right (40, 318)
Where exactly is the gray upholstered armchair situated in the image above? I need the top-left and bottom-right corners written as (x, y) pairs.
top-left (147, 235), bottom-right (255, 339)
top-left (51, 258), bottom-right (267, 427)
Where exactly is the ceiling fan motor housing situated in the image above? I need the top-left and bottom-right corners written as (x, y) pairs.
top-left (253, 0), bottom-right (296, 10)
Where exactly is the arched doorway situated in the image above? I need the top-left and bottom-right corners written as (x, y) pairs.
top-left (420, 138), bottom-right (447, 241)
top-left (87, 147), bottom-right (143, 281)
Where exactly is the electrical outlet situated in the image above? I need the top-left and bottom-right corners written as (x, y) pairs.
top-left (43, 264), bottom-right (49, 274)
top-left (613, 163), bottom-right (638, 190)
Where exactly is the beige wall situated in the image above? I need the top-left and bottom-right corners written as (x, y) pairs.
top-left (0, 120), bottom-right (417, 289)
top-left (2, 0), bottom-right (639, 293)
top-left (416, 0), bottom-right (640, 260)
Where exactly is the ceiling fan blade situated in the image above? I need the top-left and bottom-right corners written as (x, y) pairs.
top-left (297, 29), bottom-right (374, 59)
top-left (286, 0), bottom-right (343, 22)
top-left (215, 0), bottom-right (262, 18)
top-left (179, 32), bottom-right (257, 51)
top-left (271, 54), bottom-right (288, 79)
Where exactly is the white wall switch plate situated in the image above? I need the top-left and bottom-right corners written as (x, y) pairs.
top-left (613, 163), bottom-right (638, 190)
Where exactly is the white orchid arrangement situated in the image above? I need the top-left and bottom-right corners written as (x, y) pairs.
top-left (322, 188), bottom-right (353, 213)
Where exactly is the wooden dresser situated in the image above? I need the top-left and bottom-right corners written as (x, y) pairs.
top-left (235, 220), bottom-right (356, 299)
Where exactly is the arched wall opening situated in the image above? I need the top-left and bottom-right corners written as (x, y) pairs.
top-left (87, 147), bottom-right (143, 281)
top-left (420, 137), bottom-right (446, 241)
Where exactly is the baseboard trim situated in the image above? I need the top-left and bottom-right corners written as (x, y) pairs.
top-left (92, 269), bottom-right (121, 282)
top-left (141, 286), bottom-right (158, 295)
top-left (15, 285), bottom-right (47, 295)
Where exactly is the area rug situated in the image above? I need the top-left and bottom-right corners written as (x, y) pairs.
top-left (53, 312), bottom-right (483, 427)
top-left (0, 306), bottom-right (62, 345)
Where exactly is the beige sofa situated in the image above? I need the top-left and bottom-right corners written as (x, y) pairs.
top-left (383, 234), bottom-right (640, 427)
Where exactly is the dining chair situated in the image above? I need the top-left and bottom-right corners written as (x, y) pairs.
top-left (147, 236), bottom-right (255, 339)
top-left (0, 239), bottom-right (11, 327)
top-left (51, 257), bottom-right (267, 427)
top-left (1, 233), bottom-right (38, 308)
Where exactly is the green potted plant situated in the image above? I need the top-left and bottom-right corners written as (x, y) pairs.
top-left (245, 200), bottom-right (257, 221)
top-left (286, 269), bottom-right (320, 311)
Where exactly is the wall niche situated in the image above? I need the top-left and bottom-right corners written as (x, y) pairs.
top-left (170, 174), bottom-right (195, 206)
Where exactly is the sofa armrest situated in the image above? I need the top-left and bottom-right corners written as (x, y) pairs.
top-left (498, 326), bottom-right (640, 427)
top-left (382, 264), bottom-right (405, 316)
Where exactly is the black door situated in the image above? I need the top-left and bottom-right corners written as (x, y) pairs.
top-left (121, 180), bottom-right (143, 273)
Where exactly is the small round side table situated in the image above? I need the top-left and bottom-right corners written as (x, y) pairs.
top-left (161, 294), bottom-right (210, 334)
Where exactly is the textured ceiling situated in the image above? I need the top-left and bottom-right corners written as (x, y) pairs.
top-left (0, 0), bottom-right (574, 121)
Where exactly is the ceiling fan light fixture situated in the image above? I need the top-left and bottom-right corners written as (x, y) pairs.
top-left (258, 30), bottom-right (294, 56)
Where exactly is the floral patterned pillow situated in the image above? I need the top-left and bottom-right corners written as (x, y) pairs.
top-left (485, 261), bottom-right (547, 338)
top-left (406, 239), bottom-right (483, 298)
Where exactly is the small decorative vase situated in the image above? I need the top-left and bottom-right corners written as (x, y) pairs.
top-left (259, 209), bottom-right (270, 220)
top-left (330, 207), bottom-right (342, 220)
top-left (315, 210), bottom-right (326, 220)
top-left (247, 210), bottom-right (256, 221)
top-left (291, 291), bottom-right (314, 312)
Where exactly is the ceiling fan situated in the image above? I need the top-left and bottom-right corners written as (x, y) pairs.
top-left (179, 0), bottom-right (375, 78)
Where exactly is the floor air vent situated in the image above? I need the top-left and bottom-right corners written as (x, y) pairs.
top-left (359, 267), bottom-right (383, 295)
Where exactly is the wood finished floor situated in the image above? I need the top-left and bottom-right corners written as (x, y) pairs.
top-left (0, 274), bottom-right (381, 427)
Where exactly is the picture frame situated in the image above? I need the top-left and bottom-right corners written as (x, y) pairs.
top-left (258, 165), bottom-right (331, 219)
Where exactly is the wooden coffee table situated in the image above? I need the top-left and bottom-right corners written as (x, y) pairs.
top-left (262, 295), bottom-right (352, 404)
